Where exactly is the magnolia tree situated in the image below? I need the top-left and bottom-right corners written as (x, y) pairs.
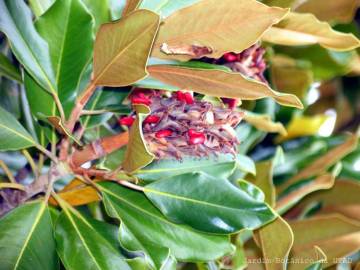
top-left (0, 0), bottom-right (360, 269)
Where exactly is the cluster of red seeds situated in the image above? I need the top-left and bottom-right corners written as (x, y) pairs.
top-left (119, 89), bottom-right (244, 160)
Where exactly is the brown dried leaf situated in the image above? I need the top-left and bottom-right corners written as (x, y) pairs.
top-left (160, 43), bottom-right (212, 58)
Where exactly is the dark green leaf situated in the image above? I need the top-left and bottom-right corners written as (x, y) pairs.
top-left (0, 0), bottom-right (56, 94)
top-left (99, 182), bottom-right (233, 269)
top-left (144, 172), bottom-right (277, 234)
top-left (0, 201), bottom-right (58, 270)
top-left (36, 0), bottom-right (94, 116)
top-left (0, 105), bottom-right (36, 150)
top-left (0, 52), bottom-right (21, 82)
top-left (55, 201), bottom-right (131, 270)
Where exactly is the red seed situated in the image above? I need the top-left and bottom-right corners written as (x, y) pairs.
top-left (184, 92), bottom-right (194, 104)
top-left (189, 133), bottom-right (206, 145)
top-left (144, 115), bottom-right (160, 124)
top-left (131, 96), bottom-right (151, 106)
top-left (155, 129), bottom-right (173, 138)
top-left (223, 52), bottom-right (238, 62)
top-left (118, 116), bottom-right (135, 126)
top-left (176, 91), bottom-right (186, 102)
top-left (222, 98), bottom-right (239, 109)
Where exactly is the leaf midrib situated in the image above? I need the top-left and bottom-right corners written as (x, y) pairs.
top-left (0, 123), bottom-right (35, 145)
top-left (14, 202), bottom-right (46, 269)
top-left (94, 15), bottom-right (158, 84)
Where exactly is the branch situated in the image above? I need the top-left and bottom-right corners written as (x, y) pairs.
top-left (70, 131), bottom-right (129, 167)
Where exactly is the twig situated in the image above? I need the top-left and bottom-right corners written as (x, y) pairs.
top-left (22, 150), bottom-right (39, 179)
top-left (70, 131), bottom-right (129, 167)
top-left (34, 143), bottom-right (58, 164)
top-left (81, 109), bottom-right (109, 115)
top-left (0, 160), bottom-right (16, 183)
top-left (0, 182), bottom-right (25, 191)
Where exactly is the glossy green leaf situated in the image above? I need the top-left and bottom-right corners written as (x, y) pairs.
top-left (0, 78), bottom-right (21, 118)
top-left (28, 0), bottom-right (54, 17)
top-left (0, 0), bottom-right (56, 94)
top-left (93, 9), bottom-right (160, 87)
top-left (0, 201), bottom-right (58, 270)
top-left (81, 0), bottom-right (110, 32)
top-left (136, 154), bottom-right (237, 181)
top-left (55, 199), bottom-right (131, 270)
top-left (139, 0), bottom-right (201, 18)
top-left (144, 172), bottom-right (277, 234)
top-left (0, 105), bottom-right (36, 150)
top-left (99, 182), bottom-right (234, 269)
top-left (0, 53), bottom-right (21, 82)
top-left (122, 105), bottom-right (155, 173)
top-left (36, 0), bottom-right (94, 116)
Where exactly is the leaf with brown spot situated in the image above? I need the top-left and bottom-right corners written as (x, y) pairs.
top-left (93, 10), bottom-right (160, 87)
top-left (148, 65), bottom-right (303, 109)
top-left (152, 0), bottom-right (288, 61)
top-left (46, 116), bottom-right (82, 146)
top-left (262, 12), bottom-right (360, 51)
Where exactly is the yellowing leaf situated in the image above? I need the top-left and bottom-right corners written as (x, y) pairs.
top-left (289, 214), bottom-right (360, 269)
top-left (93, 9), bottom-right (160, 86)
top-left (270, 55), bottom-right (313, 99)
top-left (295, 0), bottom-right (360, 24)
top-left (275, 115), bottom-right (328, 143)
top-left (288, 246), bottom-right (327, 270)
top-left (49, 179), bottom-right (101, 206)
top-left (244, 113), bottom-right (287, 137)
top-left (262, 12), bottom-right (360, 51)
top-left (152, 0), bottom-right (288, 60)
top-left (254, 217), bottom-right (294, 270)
top-left (122, 105), bottom-right (155, 173)
top-left (148, 65), bottom-right (303, 109)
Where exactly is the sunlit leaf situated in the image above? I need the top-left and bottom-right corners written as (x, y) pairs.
top-left (262, 12), bottom-right (360, 51)
top-left (93, 9), bottom-right (160, 86)
top-left (244, 112), bottom-right (287, 136)
top-left (122, 104), bottom-right (155, 173)
top-left (28, 0), bottom-right (54, 17)
top-left (295, 0), bottom-right (360, 24)
top-left (144, 172), bottom-right (277, 234)
top-left (0, 201), bottom-right (58, 270)
top-left (152, 0), bottom-right (288, 60)
top-left (275, 115), bottom-right (328, 143)
top-left (148, 65), bottom-right (303, 108)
